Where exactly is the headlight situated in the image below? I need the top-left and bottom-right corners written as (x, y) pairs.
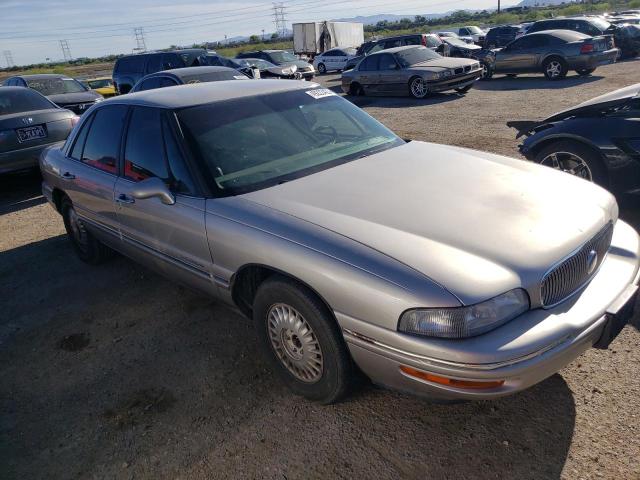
top-left (289, 65), bottom-right (298, 73)
top-left (442, 70), bottom-right (452, 77)
top-left (398, 289), bottom-right (529, 338)
top-left (94, 97), bottom-right (103, 102)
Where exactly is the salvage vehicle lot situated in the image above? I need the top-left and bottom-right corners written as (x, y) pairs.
top-left (1, 59), bottom-right (640, 479)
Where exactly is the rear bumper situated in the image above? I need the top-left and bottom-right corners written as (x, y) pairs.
top-left (340, 220), bottom-right (640, 400)
top-left (0, 141), bottom-right (64, 174)
top-left (568, 48), bottom-right (619, 69)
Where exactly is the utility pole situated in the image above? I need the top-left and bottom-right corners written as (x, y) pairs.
top-left (3, 50), bottom-right (14, 68)
top-left (272, 2), bottom-right (287, 38)
top-left (133, 27), bottom-right (147, 52)
top-left (59, 40), bottom-right (72, 61)
top-left (497, 0), bottom-right (501, 14)
top-left (262, 29), bottom-right (265, 41)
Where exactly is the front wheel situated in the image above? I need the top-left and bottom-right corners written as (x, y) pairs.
top-left (534, 140), bottom-right (608, 187)
top-left (317, 63), bottom-right (326, 74)
top-left (576, 68), bottom-right (596, 76)
top-left (479, 61), bottom-right (493, 80)
top-left (409, 77), bottom-right (429, 99)
top-left (348, 82), bottom-right (364, 96)
top-left (543, 57), bottom-right (568, 80)
top-left (253, 276), bottom-right (353, 404)
top-left (61, 197), bottom-right (112, 264)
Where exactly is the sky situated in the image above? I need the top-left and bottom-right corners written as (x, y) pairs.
top-left (0, 0), bottom-right (517, 66)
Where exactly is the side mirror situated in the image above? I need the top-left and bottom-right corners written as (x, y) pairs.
top-left (131, 177), bottom-right (175, 205)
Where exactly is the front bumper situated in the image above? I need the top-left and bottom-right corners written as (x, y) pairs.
top-left (427, 71), bottom-right (481, 92)
top-left (340, 220), bottom-right (640, 400)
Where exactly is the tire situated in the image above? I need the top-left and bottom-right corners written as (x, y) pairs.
top-left (455, 84), bottom-right (473, 94)
top-left (543, 56), bottom-right (568, 80)
top-left (348, 82), bottom-right (364, 96)
top-left (409, 76), bottom-right (429, 99)
top-left (317, 63), bottom-right (326, 74)
top-left (479, 61), bottom-right (493, 80)
top-left (576, 68), bottom-right (596, 76)
top-left (253, 276), bottom-right (353, 404)
top-left (534, 140), bottom-right (608, 188)
top-left (61, 196), bottom-right (112, 264)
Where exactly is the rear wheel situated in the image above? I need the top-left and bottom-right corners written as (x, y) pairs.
top-left (534, 140), bottom-right (608, 187)
top-left (409, 77), bottom-right (429, 99)
top-left (348, 82), bottom-right (364, 96)
top-left (543, 57), bottom-right (568, 80)
top-left (253, 276), bottom-right (353, 404)
top-left (317, 63), bottom-right (326, 74)
top-left (61, 197), bottom-right (112, 264)
top-left (576, 68), bottom-right (596, 76)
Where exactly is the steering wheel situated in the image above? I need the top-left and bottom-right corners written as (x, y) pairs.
top-left (313, 125), bottom-right (338, 147)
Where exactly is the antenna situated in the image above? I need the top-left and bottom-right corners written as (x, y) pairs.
top-left (59, 40), bottom-right (72, 61)
top-left (3, 50), bottom-right (14, 68)
top-left (133, 27), bottom-right (147, 52)
top-left (272, 2), bottom-right (287, 38)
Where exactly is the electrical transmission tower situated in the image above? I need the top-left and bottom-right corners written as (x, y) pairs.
top-left (272, 3), bottom-right (287, 38)
top-left (133, 27), bottom-right (147, 52)
top-left (3, 50), bottom-right (14, 68)
top-left (59, 40), bottom-right (72, 61)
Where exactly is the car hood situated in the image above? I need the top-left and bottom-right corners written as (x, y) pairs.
top-left (46, 91), bottom-right (102, 104)
top-left (242, 141), bottom-right (616, 305)
top-left (280, 60), bottom-right (312, 69)
top-left (410, 57), bottom-right (478, 70)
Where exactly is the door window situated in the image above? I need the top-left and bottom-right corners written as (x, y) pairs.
top-left (161, 53), bottom-right (182, 70)
top-left (124, 107), bottom-right (196, 195)
top-left (116, 56), bottom-right (144, 74)
top-left (333, 50), bottom-right (346, 56)
top-left (79, 105), bottom-right (128, 174)
top-left (378, 54), bottom-right (398, 70)
top-left (160, 77), bottom-right (179, 87)
top-left (145, 54), bottom-right (163, 74)
top-left (69, 114), bottom-right (93, 160)
top-left (137, 77), bottom-right (162, 91)
top-left (359, 55), bottom-right (380, 71)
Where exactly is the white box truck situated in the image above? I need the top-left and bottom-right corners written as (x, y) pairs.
top-left (293, 21), bottom-right (364, 57)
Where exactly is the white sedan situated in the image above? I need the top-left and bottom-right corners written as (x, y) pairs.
top-left (313, 47), bottom-right (358, 74)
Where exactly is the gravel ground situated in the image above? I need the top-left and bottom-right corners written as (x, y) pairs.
top-left (1, 61), bottom-right (639, 480)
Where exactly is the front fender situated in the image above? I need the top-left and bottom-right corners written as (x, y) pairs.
top-left (204, 197), bottom-right (461, 332)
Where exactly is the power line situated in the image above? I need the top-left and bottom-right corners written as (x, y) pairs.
top-left (134, 27), bottom-right (147, 52)
top-left (59, 40), bottom-right (72, 61)
top-left (3, 50), bottom-right (14, 68)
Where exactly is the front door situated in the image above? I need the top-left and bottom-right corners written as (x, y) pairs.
top-left (495, 36), bottom-right (537, 72)
top-left (376, 53), bottom-right (405, 94)
top-left (113, 106), bottom-right (215, 294)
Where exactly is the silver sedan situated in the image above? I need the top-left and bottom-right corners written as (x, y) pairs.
top-left (40, 80), bottom-right (639, 403)
top-left (341, 45), bottom-right (482, 98)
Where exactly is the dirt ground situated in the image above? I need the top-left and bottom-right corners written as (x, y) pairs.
top-left (1, 61), bottom-right (640, 480)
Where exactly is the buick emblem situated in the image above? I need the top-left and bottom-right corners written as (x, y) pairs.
top-left (21, 117), bottom-right (33, 125)
top-left (586, 249), bottom-right (598, 275)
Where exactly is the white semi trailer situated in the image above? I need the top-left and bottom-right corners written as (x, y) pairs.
top-left (293, 21), bottom-right (364, 57)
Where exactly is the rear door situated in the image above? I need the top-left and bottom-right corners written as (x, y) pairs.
top-left (59, 104), bottom-right (128, 240)
top-left (357, 55), bottom-right (380, 93)
top-left (113, 106), bottom-right (215, 293)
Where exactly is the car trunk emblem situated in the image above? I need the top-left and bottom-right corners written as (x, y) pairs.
top-left (21, 117), bottom-right (33, 125)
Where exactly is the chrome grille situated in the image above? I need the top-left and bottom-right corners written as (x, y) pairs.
top-left (540, 223), bottom-right (613, 307)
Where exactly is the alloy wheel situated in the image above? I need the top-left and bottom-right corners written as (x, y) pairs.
top-left (267, 303), bottom-right (324, 383)
top-left (410, 78), bottom-right (428, 98)
top-left (546, 60), bottom-right (562, 78)
top-left (540, 151), bottom-right (593, 181)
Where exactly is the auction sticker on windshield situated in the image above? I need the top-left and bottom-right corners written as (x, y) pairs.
top-left (305, 88), bottom-right (336, 99)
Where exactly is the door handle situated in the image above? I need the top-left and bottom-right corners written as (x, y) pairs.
top-left (116, 193), bottom-right (135, 204)
top-left (60, 171), bottom-right (75, 180)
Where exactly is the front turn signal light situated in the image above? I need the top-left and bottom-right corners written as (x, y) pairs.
top-left (399, 365), bottom-right (505, 390)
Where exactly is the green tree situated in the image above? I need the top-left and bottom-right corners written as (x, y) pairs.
top-left (249, 35), bottom-right (260, 43)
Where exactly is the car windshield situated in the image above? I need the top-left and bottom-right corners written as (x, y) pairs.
top-left (268, 51), bottom-right (298, 62)
top-left (395, 47), bottom-right (441, 67)
top-left (177, 89), bottom-right (403, 195)
top-left (87, 79), bottom-right (112, 88)
top-left (0, 89), bottom-right (55, 115)
top-left (591, 18), bottom-right (612, 30)
top-left (467, 26), bottom-right (483, 34)
top-left (27, 78), bottom-right (86, 95)
top-left (438, 32), bottom-right (456, 37)
top-left (238, 58), bottom-right (276, 69)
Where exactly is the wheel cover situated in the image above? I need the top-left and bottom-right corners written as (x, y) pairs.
top-left (411, 78), bottom-right (427, 98)
top-left (541, 151), bottom-right (593, 181)
top-left (546, 61), bottom-right (562, 78)
top-left (267, 303), bottom-right (324, 383)
top-left (67, 206), bottom-right (89, 252)
top-left (481, 63), bottom-right (488, 78)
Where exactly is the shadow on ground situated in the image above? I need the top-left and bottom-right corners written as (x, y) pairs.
top-left (0, 170), bottom-right (45, 216)
top-left (475, 74), bottom-right (603, 91)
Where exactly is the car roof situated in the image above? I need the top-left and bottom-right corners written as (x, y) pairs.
top-left (102, 79), bottom-right (317, 109)
top-left (0, 86), bottom-right (41, 93)
top-left (154, 66), bottom-right (237, 78)
top-left (11, 74), bottom-right (69, 80)
top-left (370, 45), bottom-right (423, 54)
top-left (528, 29), bottom-right (590, 40)
top-left (86, 76), bottom-right (112, 81)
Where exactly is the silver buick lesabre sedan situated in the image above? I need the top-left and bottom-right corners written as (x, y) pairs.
top-left (40, 80), bottom-right (639, 404)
